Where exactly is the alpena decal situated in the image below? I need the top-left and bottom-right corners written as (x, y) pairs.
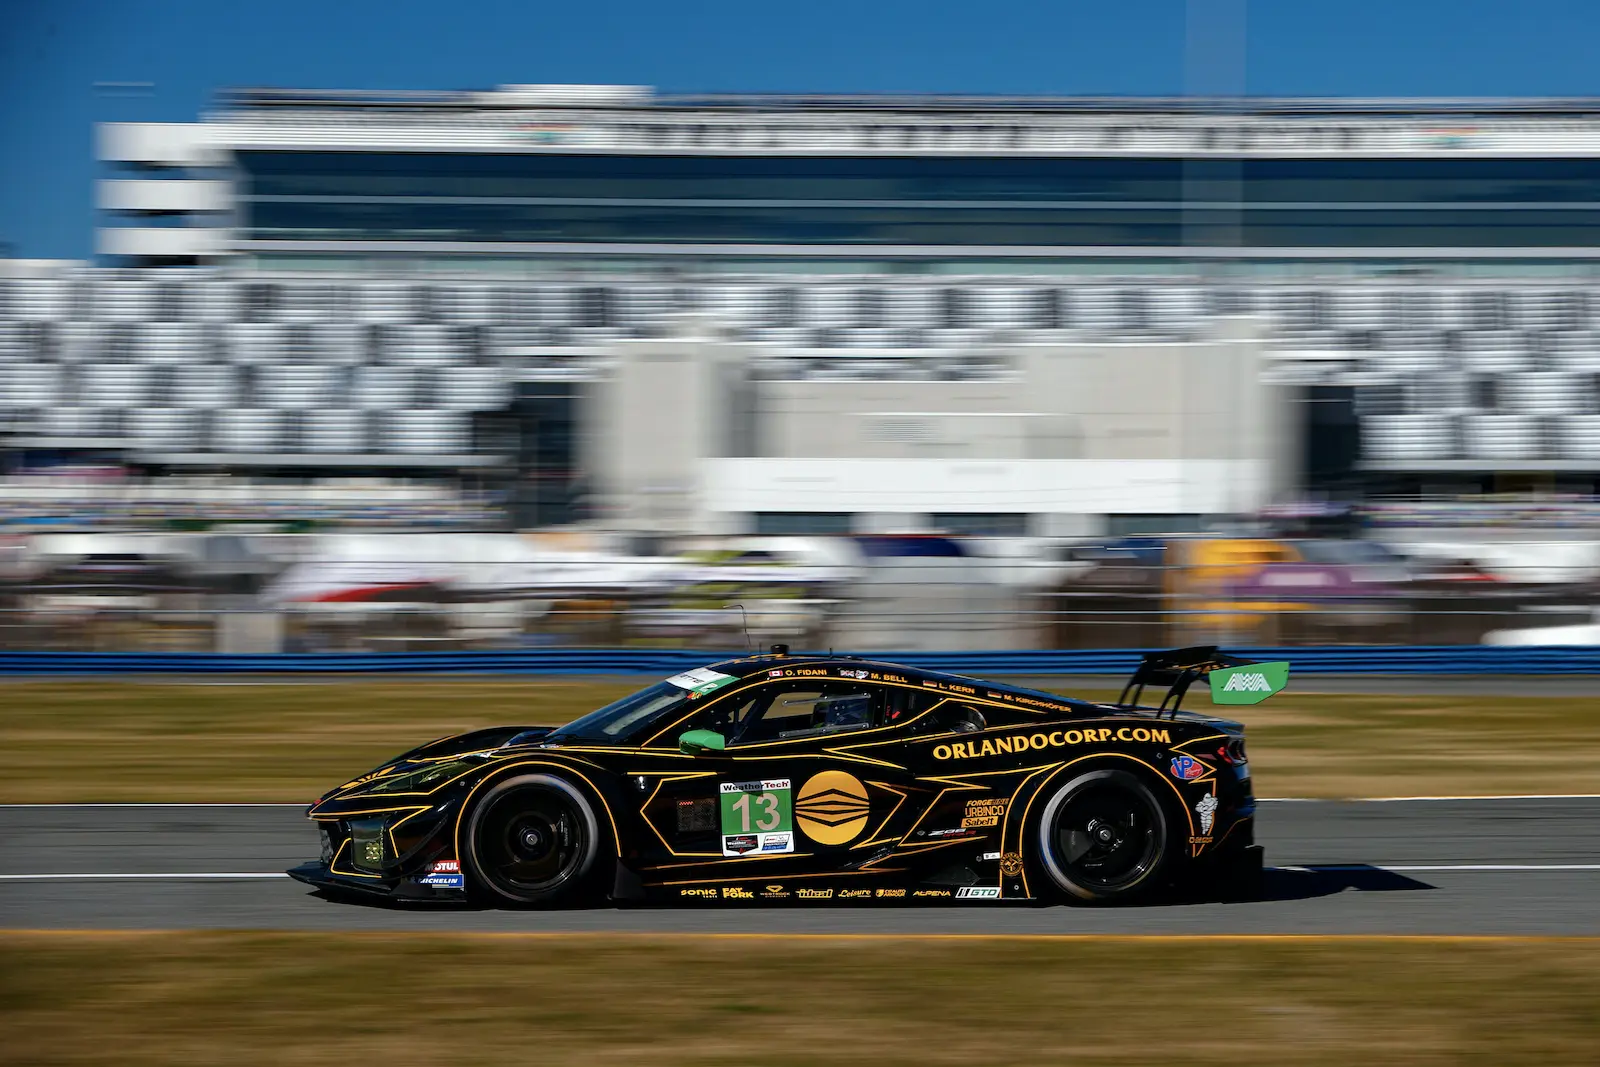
top-left (933, 726), bottom-right (1170, 761)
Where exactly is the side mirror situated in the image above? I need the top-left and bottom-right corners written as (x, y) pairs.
top-left (678, 728), bottom-right (727, 756)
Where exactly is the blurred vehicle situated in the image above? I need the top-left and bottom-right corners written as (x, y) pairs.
top-left (291, 646), bottom-right (1269, 907)
top-left (1048, 536), bottom-right (1409, 647)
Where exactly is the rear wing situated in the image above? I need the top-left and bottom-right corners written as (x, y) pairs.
top-left (1116, 646), bottom-right (1290, 717)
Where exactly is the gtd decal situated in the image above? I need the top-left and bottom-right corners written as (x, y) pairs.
top-left (932, 726), bottom-right (1170, 760)
top-left (955, 886), bottom-right (1001, 900)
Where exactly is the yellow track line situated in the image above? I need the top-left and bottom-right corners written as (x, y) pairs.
top-left (3, 929), bottom-right (1599, 944)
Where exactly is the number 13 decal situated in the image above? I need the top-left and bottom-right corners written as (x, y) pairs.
top-left (718, 779), bottom-right (795, 856)
top-left (730, 790), bottom-right (783, 831)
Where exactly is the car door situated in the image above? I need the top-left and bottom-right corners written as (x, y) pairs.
top-left (641, 676), bottom-right (925, 886)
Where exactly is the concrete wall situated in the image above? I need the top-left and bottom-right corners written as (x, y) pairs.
top-left (755, 381), bottom-right (1030, 459)
top-left (587, 335), bottom-right (744, 533)
top-left (591, 318), bottom-right (1297, 532)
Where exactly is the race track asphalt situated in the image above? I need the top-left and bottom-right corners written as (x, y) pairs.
top-left (2, 798), bottom-right (1598, 934)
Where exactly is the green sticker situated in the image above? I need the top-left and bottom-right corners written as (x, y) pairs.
top-left (718, 779), bottom-right (794, 857)
top-left (1209, 661), bottom-right (1290, 705)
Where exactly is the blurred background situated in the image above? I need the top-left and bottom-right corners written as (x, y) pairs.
top-left (6, 0), bottom-right (1600, 658)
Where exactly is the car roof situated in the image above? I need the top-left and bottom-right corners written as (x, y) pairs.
top-left (706, 652), bottom-right (1095, 711)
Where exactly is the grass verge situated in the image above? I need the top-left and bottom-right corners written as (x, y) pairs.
top-left (3, 933), bottom-right (1600, 1066)
top-left (4, 679), bottom-right (1600, 802)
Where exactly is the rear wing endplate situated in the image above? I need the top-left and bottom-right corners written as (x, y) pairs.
top-left (1117, 646), bottom-right (1290, 717)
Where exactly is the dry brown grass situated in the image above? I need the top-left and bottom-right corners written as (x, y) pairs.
top-left (3, 932), bottom-right (1600, 1066)
top-left (4, 679), bottom-right (1600, 801)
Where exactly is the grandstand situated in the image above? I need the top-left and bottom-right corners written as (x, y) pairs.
top-left (8, 88), bottom-right (1600, 532)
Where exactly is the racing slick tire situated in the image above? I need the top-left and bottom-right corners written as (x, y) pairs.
top-left (1033, 768), bottom-right (1174, 904)
top-left (462, 773), bottom-right (605, 907)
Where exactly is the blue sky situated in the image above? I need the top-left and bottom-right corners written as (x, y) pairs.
top-left (2, 0), bottom-right (1597, 259)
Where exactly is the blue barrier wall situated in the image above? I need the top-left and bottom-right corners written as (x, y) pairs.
top-left (0, 646), bottom-right (1596, 675)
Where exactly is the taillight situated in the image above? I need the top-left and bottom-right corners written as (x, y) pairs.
top-left (1215, 738), bottom-right (1248, 765)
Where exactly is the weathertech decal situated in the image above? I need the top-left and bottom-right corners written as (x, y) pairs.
top-left (719, 779), bottom-right (794, 857)
top-left (933, 726), bottom-right (1170, 760)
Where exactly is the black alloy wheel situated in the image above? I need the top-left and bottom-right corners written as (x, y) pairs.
top-left (1035, 769), bottom-right (1170, 902)
top-left (463, 774), bottom-right (602, 906)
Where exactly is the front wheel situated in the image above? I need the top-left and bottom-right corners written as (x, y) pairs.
top-left (462, 773), bottom-right (603, 907)
top-left (1034, 768), bottom-right (1171, 903)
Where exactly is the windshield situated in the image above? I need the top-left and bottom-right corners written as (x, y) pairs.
top-left (547, 680), bottom-right (693, 743)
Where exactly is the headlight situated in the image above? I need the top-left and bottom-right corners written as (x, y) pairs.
top-left (348, 818), bottom-right (387, 870)
top-left (365, 759), bottom-right (481, 795)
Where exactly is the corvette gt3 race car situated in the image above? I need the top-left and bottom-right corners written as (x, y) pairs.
top-left (289, 646), bottom-right (1285, 906)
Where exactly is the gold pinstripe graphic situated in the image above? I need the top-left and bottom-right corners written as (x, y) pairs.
top-left (451, 759), bottom-right (623, 863)
top-left (1009, 752), bottom-right (1195, 898)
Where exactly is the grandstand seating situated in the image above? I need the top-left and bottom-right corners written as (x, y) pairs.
top-left (5, 268), bottom-right (1600, 465)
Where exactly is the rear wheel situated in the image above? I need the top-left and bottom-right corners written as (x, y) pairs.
top-left (1035, 768), bottom-right (1171, 903)
top-left (462, 774), bottom-right (603, 907)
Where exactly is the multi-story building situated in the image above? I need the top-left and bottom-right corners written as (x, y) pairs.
top-left (7, 87), bottom-right (1600, 531)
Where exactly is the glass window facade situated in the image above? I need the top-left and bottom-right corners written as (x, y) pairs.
top-left (238, 152), bottom-right (1600, 250)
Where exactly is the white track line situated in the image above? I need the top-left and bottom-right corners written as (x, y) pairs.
top-left (0, 873), bottom-right (290, 881)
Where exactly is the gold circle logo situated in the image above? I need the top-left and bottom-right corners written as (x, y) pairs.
top-left (795, 771), bottom-right (871, 846)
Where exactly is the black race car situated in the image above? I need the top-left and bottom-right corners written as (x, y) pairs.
top-left (289, 646), bottom-right (1284, 906)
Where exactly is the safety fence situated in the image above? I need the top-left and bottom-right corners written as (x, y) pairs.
top-left (0, 645), bottom-right (1597, 675)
